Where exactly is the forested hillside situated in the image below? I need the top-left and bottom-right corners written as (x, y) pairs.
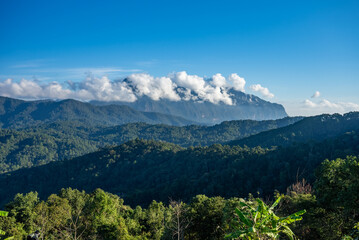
top-left (229, 112), bottom-right (359, 147)
top-left (0, 117), bottom-right (301, 173)
top-left (92, 116), bottom-right (300, 147)
top-left (1, 130), bottom-right (358, 208)
top-left (1, 110), bottom-right (358, 239)
top-left (0, 96), bottom-right (195, 128)
top-left (3, 154), bottom-right (358, 240)
top-left (1, 1), bottom-right (357, 239)
top-left (0, 127), bottom-right (99, 173)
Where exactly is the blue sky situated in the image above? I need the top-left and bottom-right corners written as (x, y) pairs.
top-left (0, 0), bottom-right (358, 116)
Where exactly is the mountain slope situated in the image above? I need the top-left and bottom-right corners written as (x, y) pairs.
top-left (0, 96), bottom-right (195, 128)
top-left (229, 112), bottom-right (359, 147)
top-left (90, 116), bottom-right (302, 147)
top-left (1, 131), bottom-right (358, 208)
top-left (92, 89), bottom-right (288, 124)
top-left (0, 117), bottom-right (301, 173)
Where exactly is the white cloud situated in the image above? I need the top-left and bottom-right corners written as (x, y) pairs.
top-left (228, 73), bottom-right (246, 92)
top-left (299, 92), bottom-right (358, 115)
top-left (211, 73), bottom-right (226, 88)
top-left (172, 71), bottom-right (233, 105)
top-left (311, 91), bottom-right (320, 98)
top-left (43, 82), bottom-right (73, 99)
top-left (0, 71), bottom-right (277, 106)
top-left (320, 99), bottom-right (340, 109)
top-left (77, 75), bottom-right (137, 102)
top-left (300, 98), bottom-right (359, 115)
top-left (304, 99), bottom-right (317, 108)
top-left (0, 78), bottom-right (43, 98)
top-left (0, 76), bottom-right (137, 102)
top-left (173, 71), bottom-right (206, 93)
top-left (249, 84), bottom-right (274, 98)
top-left (127, 73), bottom-right (180, 101)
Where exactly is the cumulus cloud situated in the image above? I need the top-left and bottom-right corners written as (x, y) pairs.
top-left (302, 98), bottom-right (359, 114)
top-left (77, 75), bottom-right (137, 102)
top-left (211, 73), bottom-right (227, 88)
top-left (173, 71), bottom-right (206, 93)
top-left (172, 71), bottom-right (233, 105)
top-left (0, 78), bottom-right (69, 99)
top-left (0, 76), bottom-right (137, 102)
top-left (304, 99), bottom-right (317, 108)
top-left (127, 73), bottom-right (180, 101)
top-left (311, 91), bottom-right (320, 98)
top-left (249, 84), bottom-right (274, 98)
top-left (0, 71), bottom-right (274, 105)
top-left (228, 73), bottom-right (246, 92)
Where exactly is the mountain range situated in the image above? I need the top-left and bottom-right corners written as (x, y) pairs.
top-left (91, 88), bottom-right (288, 123)
top-left (2, 94), bottom-right (359, 211)
top-left (0, 117), bottom-right (301, 173)
top-left (0, 96), bottom-right (195, 128)
top-left (0, 91), bottom-right (288, 128)
top-left (1, 129), bottom-right (358, 208)
top-left (1, 110), bottom-right (359, 207)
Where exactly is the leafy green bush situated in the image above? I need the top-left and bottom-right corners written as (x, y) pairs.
top-left (225, 197), bottom-right (305, 240)
top-left (0, 211), bottom-right (14, 240)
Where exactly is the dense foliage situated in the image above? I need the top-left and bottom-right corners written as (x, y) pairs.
top-left (229, 112), bottom-right (359, 147)
top-left (225, 197), bottom-right (305, 240)
top-left (0, 210), bottom-right (14, 239)
top-left (0, 117), bottom-right (300, 173)
top-left (279, 156), bottom-right (359, 239)
top-left (0, 127), bottom-right (98, 173)
top-left (1, 102), bottom-right (359, 239)
top-left (91, 117), bottom-right (300, 148)
top-left (0, 188), bottom-right (300, 240)
top-left (0, 188), bottom-right (236, 239)
top-left (1, 129), bottom-right (359, 208)
top-left (1, 156), bottom-right (358, 239)
top-left (0, 96), bottom-right (195, 129)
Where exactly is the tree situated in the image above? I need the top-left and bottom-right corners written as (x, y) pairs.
top-left (32, 197), bottom-right (70, 239)
top-left (280, 192), bottom-right (337, 240)
top-left (225, 197), bottom-right (305, 240)
top-left (5, 192), bottom-right (39, 233)
top-left (315, 156), bottom-right (359, 237)
top-left (85, 189), bottom-right (131, 239)
top-left (187, 195), bottom-right (226, 240)
top-left (166, 200), bottom-right (191, 240)
top-left (58, 188), bottom-right (89, 240)
top-left (0, 211), bottom-right (14, 240)
top-left (45, 194), bottom-right (72, 239)
top-left (145, 200), bottom-right (168, 240)
top-left (315, 156), bottom-right (359, 215)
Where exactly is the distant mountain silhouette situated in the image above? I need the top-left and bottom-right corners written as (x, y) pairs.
top-left (91, 88), bottom-right (288, 124)
top-left (0, 96), bottom-right (195, 128)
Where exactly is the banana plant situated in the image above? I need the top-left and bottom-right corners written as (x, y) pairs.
top-left (0, 211), bottom-right (14, 240)
top-left (225, 197), bottom-right (305, 240)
